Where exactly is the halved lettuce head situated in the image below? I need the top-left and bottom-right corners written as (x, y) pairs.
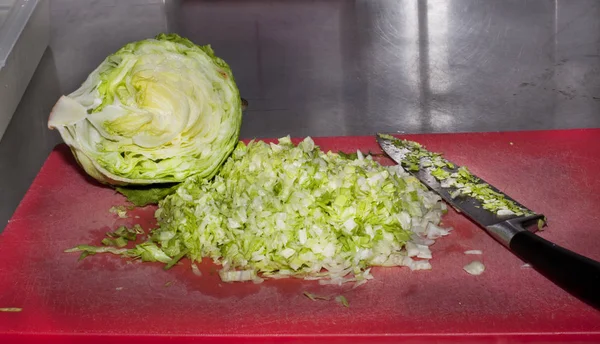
top-left (48, 33), bottom-right (242, 185)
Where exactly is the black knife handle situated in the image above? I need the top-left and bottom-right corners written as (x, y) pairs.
top-left (509, 230), bottom-right (600, 309)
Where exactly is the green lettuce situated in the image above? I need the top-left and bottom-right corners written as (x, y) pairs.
top-left (48, 33), bottom-right (242, 185)
top-left (115, 184), bottom-right (179, 206)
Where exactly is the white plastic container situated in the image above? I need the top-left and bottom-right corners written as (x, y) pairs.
top-left (0, 0), bottom-right (49, 140)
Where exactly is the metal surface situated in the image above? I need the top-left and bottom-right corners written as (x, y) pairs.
top-left (486, 216), bottom-right (539, 247)
top-left (2, 0), bottom-right (600, 230)
top-left (376, 135), bottom-right (540, 228)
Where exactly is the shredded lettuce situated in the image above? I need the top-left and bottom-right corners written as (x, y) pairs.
top-left (140, 136), bottom-right (448, 283)
top-left (99, 225), bottom-right (141, 248)
top-left (190, 263), bottom-right (202, 276)
top-left (115, 184), bottom-right (179, 206)
top-left (65, 245), bottom-right (129, 261)
top-left (0, 308), bottom-right (22, 312)
top-left (66, 137), bottom-right (451, 284)
top-left (303, 291), bottom-right (331, 301)
top-left (335, 295), bottom-right (350, 308)
top-left (109, 206), bottom-right (128, 218)
top-left (102, 236), bottom-right (128, 248)
top-left (463, 260), bottom-right (485, 275)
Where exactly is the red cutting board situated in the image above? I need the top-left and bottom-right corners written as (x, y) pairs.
top-left (1, 129), bottom-right (599, 343)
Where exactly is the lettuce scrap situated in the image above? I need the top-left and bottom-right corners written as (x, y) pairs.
top-left (115, 184), bottom-right (179, 206)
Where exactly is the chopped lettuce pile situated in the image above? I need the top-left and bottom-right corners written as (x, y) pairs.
top-left (48, 33), bottom-right (242, 186)
top-left (68, 137), bottom-right (452, 284)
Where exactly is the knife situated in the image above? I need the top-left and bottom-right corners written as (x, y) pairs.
top-left (376, 133), bottom-right (600, 309)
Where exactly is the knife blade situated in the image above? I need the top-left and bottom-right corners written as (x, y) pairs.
top-left (377, 134), bottom-right (542, 231)
top-left (376, 133), bottom-right (600, 309)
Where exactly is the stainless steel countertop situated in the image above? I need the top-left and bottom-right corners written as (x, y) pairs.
top-left (1, 0), bottom-right (600, 231)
